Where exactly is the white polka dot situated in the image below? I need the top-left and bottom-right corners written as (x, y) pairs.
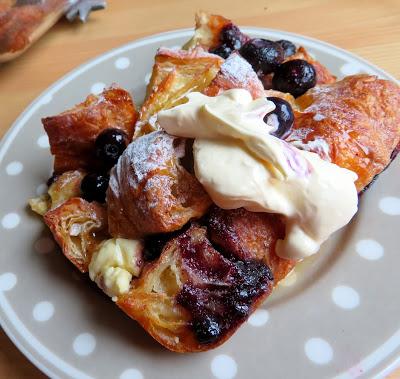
top-left (73, 333), bottom-right (96, 356)
top-left (211, 354), bottom-right (237, 379)
top-left (40, 93), bottom-right (53, 105)
top-left (115, 57), bottom-right (131, 70)
top-left (279, 270), bottom-right (297, 287)
top-left (356, 239), bottom-right (384, 260)
top-left (36, 183), bottom-right (48, 196)
top-left (248, 309), bottom-right (269, 327)
top-left (34, 237), bottom-right (55, 254)
top-left (379, 196), bottom-right (400, 215)
top-left (37, 135), bottom-right (50, 149)
top-left (0, 273), bottom-right (17, 291)
top-left (91, 82), bottom-right (106, 95)
top-left (120, 368), bottom-right (143, 379)
top-left (144, 73), bottom-right (152, 85)
top-left (1, 213), bottom-right (20, 229)
top-left (332, 285), bottom-right (360, 309)
top-left (6, 161), bottom-right (23, 176)
top-left (33, 301), bottom-right (54, 322)
top-left (340, 62), bottom-right (362, 76)
top-left (305, 338), bottom-right (333, 365)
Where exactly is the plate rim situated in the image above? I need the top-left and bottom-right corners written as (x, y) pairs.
top-left (0, 26), bottom-right (399, 379)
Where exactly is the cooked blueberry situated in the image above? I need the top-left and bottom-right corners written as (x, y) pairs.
top-left (276, 39), bottom-right (297, 58)
top-left (144, 233), bottom-right (170, 261)
top-left (239, 38), bottom-right (284, 75)
top-left (272, 59), bottom-right (316, 97)
top-left (264, 97), bottom-right (294, 138)
top-left (210, 44), bottom-right (232, 59)
top-left (220, 24), bottom-right (244, 50)
top-left (80, 173), bottom-right (109, 203)
top-left (95, 128), bottom-right (128, 169)
top-left (192, 315), bottom-right (221, 344)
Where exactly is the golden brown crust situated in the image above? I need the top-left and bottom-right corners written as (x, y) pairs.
top-left (29, 169), bottom-right (85, 216)
top-left (182, 11), bottom-right (232, 51)
top-left (43, 86), bottom-right (138, 173)
top-left (47, 170), bottom-right (85, 209)
top-left (135, 47), bottom-right (223, 137)
top-left (288, 75), bottom-right (400, 191)
top-left (107, 131), bottom-right (211, 239)
top-left (44, 198), bottom-right (108, 272)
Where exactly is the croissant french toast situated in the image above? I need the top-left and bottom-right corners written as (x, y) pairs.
top-left (29, 12), bottom-right (400, 355)
top-left (107, 131), bottom-right (211, 238)
top-left (134, 47), bottom-right (223, 137)
top-left (44, 197), bottom-right (108, 272)
top-left (289, 74), bottom-right (400, 191)
top-left (117, 222), bottom-right (276, 352)
top-left (43, 86), bottom-right (138, 173)
top-left (184, 11), bottom-right (335, 86)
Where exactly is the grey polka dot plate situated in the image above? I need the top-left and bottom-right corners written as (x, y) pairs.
top-left (0, 28), bottom-right (399, 379)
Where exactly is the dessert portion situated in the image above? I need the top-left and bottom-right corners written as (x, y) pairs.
top-left (107, 131), bottom-right (211, 239)
top-left (135, 47), bottom-right (223, 137)
top-left (29, 12), bottom-right (400, 352)
top-left (43, 87), bottom-right (137, 173)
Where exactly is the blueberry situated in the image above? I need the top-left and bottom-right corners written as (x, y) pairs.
top-left (144, 233), bottom-right (170, 261)
top-left (264, 97), bottom-right (294, 138)
top-left (210, 44), bottom-right (232, 59)
top-left (192, 315), bottom-right (221, 344)
top-left (239, 38), bottom-right (284, 75)
top-left (272, 59), bottom-right (316, 97)
top-left (276, 40), bottom-right (297, 58)
top-left (95, 128), bottom-right (128, 169)
top-left (220, 24), bottom-right (244, 50)
top-left (80, 173), bottom-right (109, 203)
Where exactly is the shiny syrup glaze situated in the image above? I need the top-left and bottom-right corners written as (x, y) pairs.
top-left (176, 226), bottom-right (273, 345)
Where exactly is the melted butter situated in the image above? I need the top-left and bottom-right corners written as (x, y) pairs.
top-left (157, 89), bottom-right (358, 260)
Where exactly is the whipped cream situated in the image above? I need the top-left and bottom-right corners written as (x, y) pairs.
top-left (157, 89), bottom-right (358, 260)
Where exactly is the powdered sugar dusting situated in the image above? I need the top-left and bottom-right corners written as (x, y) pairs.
top-left (313, 113), bottom-right (325, 121)
top-left (213, 52), bottom-right (265, 98)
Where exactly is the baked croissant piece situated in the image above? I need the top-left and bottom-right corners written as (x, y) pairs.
top-left (289, 74), bottom-right (400, 191)
top-left (107, 131), bottom-right (211, 239)
top-left (134, 47), bottom-right (223, 137)
top-left (43, 86), bottom-right (138, 173)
